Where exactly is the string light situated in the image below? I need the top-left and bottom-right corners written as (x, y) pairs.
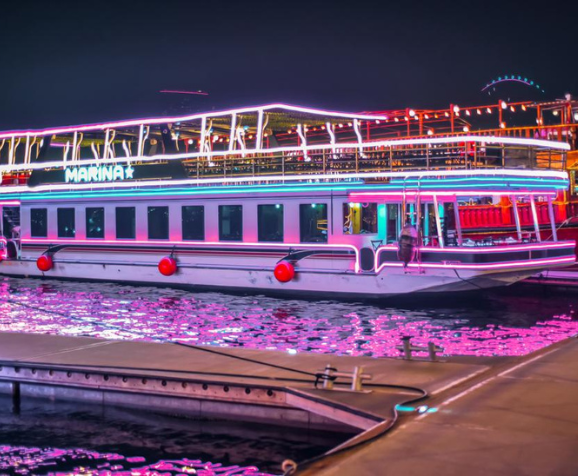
top-left (510, 106), bottom-right (516, 112)
top-left (477, 109), bottom-right (482, 115)
top-left (500, 101), bottom-right (508, 109)
top-left (409, 109), bottom-right (416, 117)
top-left (487, 108), bottom-right (492, 114)
top-left (465, 110), bottom-right (471, 116)
top-left (521, 105), bottom-right (527, 111)
top-left (463, 126), bottom-right (469, 132)
top-left (453, 105), bottom-right (460, 113)
top-left (552, 110), bottom-right (559, 116)
top-left (500, 122), bottom-right (506, 128)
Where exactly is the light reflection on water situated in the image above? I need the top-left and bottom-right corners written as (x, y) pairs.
top-left (0, 277), bottom-right (576, 357)
top-left (0, 397), bottom-right (341, 475)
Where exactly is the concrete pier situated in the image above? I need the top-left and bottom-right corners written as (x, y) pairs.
top-left (0, 332), bottom-right (486, 433)
top-left (0, 332), bottom-right (576, 475)
top-left (301, 336), bottom-right (578, 475)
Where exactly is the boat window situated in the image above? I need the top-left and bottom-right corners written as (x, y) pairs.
top-left (57, 208), bottom-right (75, 238)
top-left (258, 204), bottom-right (284, 242)
top-left (148, 206), bottom-right (169, 240)
top-left (30, 208), bottom-right (48, 238)
top-left (300, 203), bottom-right (327, 243)
top-left (386, 204), bottom-right (399, 243)
top-left (116, 207), bottom-right (135, 239)
top-left (343, 203), bottom-right (377, 234)
top-left (86, 207), bottom-right (104, 239)
top-left (219, 205), bottom-right (242, 241)
top-left (182, 205), bottom-right (204, 240)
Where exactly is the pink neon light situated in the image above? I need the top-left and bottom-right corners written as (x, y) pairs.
top-left (21, 238), bottom-right (361, 273)
top-left (0, 103), bottom-right (388, 140)
top-left (375, 256), bottom-right (575, 274)
top-left (350, 191), bottom-right (558, 199)
top-left (0, 201), bottom-right (21, 205)
top-left (376, 241), bottom-right (575, 254)
top-left (0, 135), bottom-right (571, 176)
top-left (0, 168), bottom-right (568, 197)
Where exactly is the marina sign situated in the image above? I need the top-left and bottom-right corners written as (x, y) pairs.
top-left (64, 164), bottom-right (135, 183)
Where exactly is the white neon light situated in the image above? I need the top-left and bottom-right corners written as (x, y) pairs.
top-left (326, 122), bottom-right (335, 145)
top-left (353, 119), bottom-right (364, 157)
top-left (229, 113), bottom-right (237, 152)
top-left (63, 141), bottom-right (70, 162)
top-left (0, 169), bottom-right (567, 196)
top-left (296, 124), bottom-right (308, 161)
top-left (0, 103), bottom-right (388, 140)
top-left (255, 110), bottom-right (264, 150)
top-left (0, 135), bottom-right (569, 176)
top-left (90, 142), bottom-right (99, 160)
top-left (122, 140), bottom-right (131, 158)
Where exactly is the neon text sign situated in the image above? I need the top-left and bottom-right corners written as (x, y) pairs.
top-left (64, 164), bottom-right (135, 183)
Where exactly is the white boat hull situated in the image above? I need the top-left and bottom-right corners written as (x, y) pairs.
top-left (0, 257), bottom-right (567, 298)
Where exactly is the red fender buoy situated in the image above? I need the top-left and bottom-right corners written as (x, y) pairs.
top-left (274, 261), bottom-right (295, 283)
top-left (37, 255), bottom-right (53, 272)
top-left (158, 256), bottom-right (177, 276)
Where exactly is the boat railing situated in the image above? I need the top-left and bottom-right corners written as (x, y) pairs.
top-left (180, 141), bottom-right (552, 182)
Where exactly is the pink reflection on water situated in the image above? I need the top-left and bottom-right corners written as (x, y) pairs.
top-left (0, 278), bottom-right (576, 358)
top-left (0, 445), bottom-right (271, 475)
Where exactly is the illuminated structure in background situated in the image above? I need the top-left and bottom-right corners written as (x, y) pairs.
top-left (0, 102), bottom-right (574, 298)
top-left (482, 75), bottom-right (546, 96)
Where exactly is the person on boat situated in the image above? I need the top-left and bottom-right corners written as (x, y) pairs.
top-left (398, 220), bottom-right (418, 267)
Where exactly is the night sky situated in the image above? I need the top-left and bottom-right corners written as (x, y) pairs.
top-left (1, 0), bottom-right (577, 130)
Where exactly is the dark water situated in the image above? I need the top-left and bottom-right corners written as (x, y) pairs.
top-left (0, 277), bottom-right (576, 357)
top-left (0, 276), bottom-right (576, 474)
top-left (0, 397), bottom-right (343, 475)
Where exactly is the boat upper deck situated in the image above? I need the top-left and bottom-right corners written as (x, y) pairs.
top-left (0, 101), bottom-right (575, 194)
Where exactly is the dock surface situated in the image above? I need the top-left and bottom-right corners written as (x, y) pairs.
top-left (302, 336), bottom-right (578, 475)
top-left (1, 332), bottom-right (577, 474)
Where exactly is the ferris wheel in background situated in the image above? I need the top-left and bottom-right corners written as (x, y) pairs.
top-left (482, 75), bottom-right (546, 97)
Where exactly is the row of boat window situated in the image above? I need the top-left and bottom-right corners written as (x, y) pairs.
top-left (28, 204), bottom-right (366, 243)
top-left (29, 203), bottom-right (380, 242)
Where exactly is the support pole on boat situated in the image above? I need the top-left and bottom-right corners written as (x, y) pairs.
top-left (138, 125), bottom-right (150, 157)
top-left (296, 124), bottom-right (308, 161)
top-left (511, 195), bottom-right (522, 241)
top-left (546, 196), bottom-right (558, 241)
top-left (529, 195), bottom-right (542, 242)
top-left (229, 113), bottom-right (237, 151)
top-left (433, 194), bottom-right (444, 248)
top-left (255, 110), bottom-right (264, 150)
top-left (453, 196), bottom-right (463, 246)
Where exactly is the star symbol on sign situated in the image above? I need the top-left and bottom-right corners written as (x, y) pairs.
top-left (125, 165), bottom-right (135, 179)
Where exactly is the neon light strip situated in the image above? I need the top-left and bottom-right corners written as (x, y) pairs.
top-left (0, 134), bottom-right (570, 176)
top-left (376, 241), bottom-right (575, 254)
top-left (375, 256), bottom-right (575, 274)
top-left (0, 103), bottom-right (388, 140)
top-left (0, 200), bottom-right (21, 205)
top-left (21, 239), bottom-right (362, 273)
top-left (0, 166), bottom-right (568, 197)
top-left (11, 185), bottom-right (564, 202)
top-left (350, 191), bottom-right (558, 200)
